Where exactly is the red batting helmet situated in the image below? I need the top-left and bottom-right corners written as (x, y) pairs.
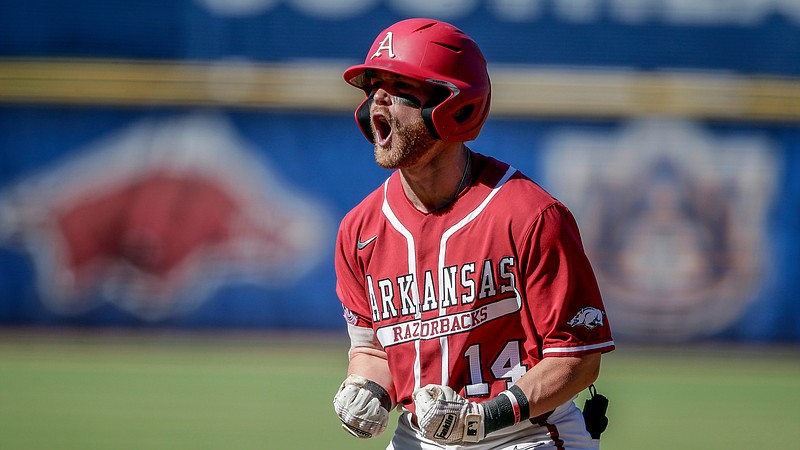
top-left (343, 18), bottom-right (491, 143)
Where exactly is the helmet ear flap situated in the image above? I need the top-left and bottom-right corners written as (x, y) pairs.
top-left (421, 105), bottom-right (441, 140)
top-left (355, 94), bottom-right (375, 143)
top-left (421, 87), bottom-right (455, 141)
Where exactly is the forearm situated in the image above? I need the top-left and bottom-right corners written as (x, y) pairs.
top-left (333, 347), bottom-right (396, 439)
top-left (348, 346), bottom-right (397, 407)
top-left (464, 353), bottom-right (601, 438)
top-left (512, 353), bottom-right (601, 418)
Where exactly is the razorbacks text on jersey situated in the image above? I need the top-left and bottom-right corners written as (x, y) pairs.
top-left (335, 151), bottom-right (615, 412)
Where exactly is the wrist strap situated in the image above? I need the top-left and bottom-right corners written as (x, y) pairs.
top-left (483, 385), bottom-right (531, 436)
top-left (507, 385), bottom-right (531, 423)
top-left (363, 380), bottom-right (392, 411)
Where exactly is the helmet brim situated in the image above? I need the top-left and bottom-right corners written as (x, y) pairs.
top-left (343, 60), bottom-right (460, 93)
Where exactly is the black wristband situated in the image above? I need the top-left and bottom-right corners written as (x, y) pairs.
top-left (363, 380), bottom-right (392, 411)
top-left (482, 393), bottom-right (515, 435)
top-left (482, 386), bottom-right (532, 436)
top-left (508, 385), bottom-right (531, 422)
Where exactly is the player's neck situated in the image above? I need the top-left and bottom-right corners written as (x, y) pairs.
top-left (399, 144), bottom-right (472, 214)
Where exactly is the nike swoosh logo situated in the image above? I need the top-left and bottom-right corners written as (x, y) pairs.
top-left (357, 235), bottom-right (378, 250)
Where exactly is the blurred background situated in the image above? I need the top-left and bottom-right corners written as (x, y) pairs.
top-left (1, 1), bottom-right (799, 449)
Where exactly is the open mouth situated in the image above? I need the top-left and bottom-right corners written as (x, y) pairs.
top-left (372, 113), bottom-right (393, 147)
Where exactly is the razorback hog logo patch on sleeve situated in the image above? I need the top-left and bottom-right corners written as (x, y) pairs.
top-left (568, 307), bottom-right (604, 329)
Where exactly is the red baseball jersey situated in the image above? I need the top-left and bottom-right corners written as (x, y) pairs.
top-left (335, 152), bottom-right (614, 411)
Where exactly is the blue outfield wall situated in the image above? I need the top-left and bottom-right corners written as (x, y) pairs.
top-left (0, 108), bottom-right (799, 342)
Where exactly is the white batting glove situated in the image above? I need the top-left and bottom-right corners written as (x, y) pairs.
top-left (333, 375), bottom-right (392, 439)
top-left (413, 384), bottom-right (485, 444)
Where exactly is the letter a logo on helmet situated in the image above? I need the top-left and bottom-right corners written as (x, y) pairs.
top-left (344, 18), bottom-right (491, 143)
top-left (371, 32), bottom-right (395, 60)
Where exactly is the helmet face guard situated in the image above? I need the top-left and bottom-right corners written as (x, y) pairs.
top-left (344, 18), bottom-right (491, 143)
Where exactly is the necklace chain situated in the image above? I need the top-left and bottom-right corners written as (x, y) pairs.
top-left (455, 149), bottom-right (472, 195)
top-left (433, 148), bottom-right (472, 213)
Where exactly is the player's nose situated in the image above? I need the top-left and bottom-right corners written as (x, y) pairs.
top-left (373, 87), bottom-right (392, 106)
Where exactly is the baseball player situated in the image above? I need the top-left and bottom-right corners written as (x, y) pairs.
top-left (332, 18), bottom-right (615, 450)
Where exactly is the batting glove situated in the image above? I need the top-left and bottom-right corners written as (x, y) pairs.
top-left (333, 375), bottom-right (392, 439)
top-left (413, 384), bottom-right (486, 444)
top-left (413, 384), bottom-right (531, 445)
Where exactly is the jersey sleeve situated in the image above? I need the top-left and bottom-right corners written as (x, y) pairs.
top-left (334, 215), bottom-right (374, 329)
top-left (522, 202), bottom-right (615, 357)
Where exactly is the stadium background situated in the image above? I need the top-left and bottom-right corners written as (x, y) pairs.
top-left (1, 1), bottom-right (800, 448)
top-left (3, 0), bottom-right (800, 342)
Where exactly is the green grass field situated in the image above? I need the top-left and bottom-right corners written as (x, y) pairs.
top-left (1, 329), bottom-right (798, 449)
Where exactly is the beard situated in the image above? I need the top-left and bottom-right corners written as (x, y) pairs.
top-left (372, 114), bottom-right (438, 169)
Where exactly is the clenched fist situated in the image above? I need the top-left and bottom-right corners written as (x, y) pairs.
top-left (333, 375), bottom-right (392, 438)
top-left (413, 384), bottom-right (486, 444)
